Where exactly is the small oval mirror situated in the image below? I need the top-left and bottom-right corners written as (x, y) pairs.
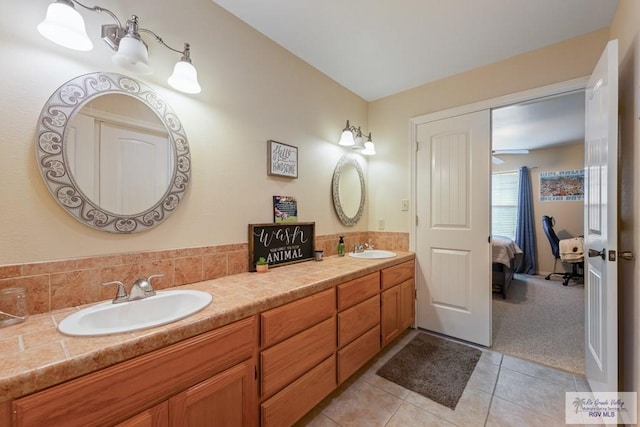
top-left (332, 154), bottom-right (365, 227)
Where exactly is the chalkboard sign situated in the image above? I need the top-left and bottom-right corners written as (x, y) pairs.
top-left (248, 222), bottom-right (315, 271)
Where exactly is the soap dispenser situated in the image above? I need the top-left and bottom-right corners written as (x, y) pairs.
top-left (338, 236), bottom-right (345, 257)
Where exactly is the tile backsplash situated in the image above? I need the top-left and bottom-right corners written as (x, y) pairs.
top-left (0, 231), bottom-right (408, 315)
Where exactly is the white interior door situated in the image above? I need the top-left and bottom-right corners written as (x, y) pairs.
top-left (415, 110), bottom-right (492, 346)
top-left (100, 123), bottom-right (172, 215)
top-left (584, 39), bottom-right (618, 392)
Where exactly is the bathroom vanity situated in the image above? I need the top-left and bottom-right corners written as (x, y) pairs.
top-left (0, 253), bottom-right (415, 426)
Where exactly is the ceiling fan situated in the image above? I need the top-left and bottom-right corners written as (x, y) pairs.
top-left (492, 149), bottom-right (530, 164)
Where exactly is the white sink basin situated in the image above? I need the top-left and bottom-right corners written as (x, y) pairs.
top-left (348, 250), bottom-right (397, 259)
top-left (58, 290), bottom-right (212, 337)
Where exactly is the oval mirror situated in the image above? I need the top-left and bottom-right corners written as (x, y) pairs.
top-left (35, 72), bottom-right (191, 233)
top-left (332, 154), bottom-right (365, 227)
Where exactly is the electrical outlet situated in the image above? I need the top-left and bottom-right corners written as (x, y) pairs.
top-left (378, 219), bottom-right (385, 230)
top-left (401, 199), bottom-right (409, 211)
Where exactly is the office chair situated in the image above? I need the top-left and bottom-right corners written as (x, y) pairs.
top-left (542, 215), bottom-right (583, 286)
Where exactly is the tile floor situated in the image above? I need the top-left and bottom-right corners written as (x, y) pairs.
top-left (297, 329), bottom-right (594, 427)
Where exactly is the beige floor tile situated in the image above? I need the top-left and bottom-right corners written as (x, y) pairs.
top-left (320, 378), bottom-right (403, 427)
top-left (296, 412), bottom-right (341, 427)
top-left (405, 386), bottom-right (492, 427)
top-left (501, 355), bottom-right (576, 389)
top-left (480, 349), bottom-right (503, 366)
top-left (486, 396), bottom-right (566, 427)
top-left (467, 360), bottom-right (500, 394)
top-left (386, 401), bottom-right (457, 427)
top-left (494, 367), bottom-right (569, 420)
top-left (573, 375), bottom-right (591, 392)
top-left (360, 367), bottom-right (411, 399)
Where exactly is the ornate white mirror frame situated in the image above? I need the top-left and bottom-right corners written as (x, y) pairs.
top-left (35, 72), bottom-right (191, 233)
top-left (331, 154), bottom-right (365, 227)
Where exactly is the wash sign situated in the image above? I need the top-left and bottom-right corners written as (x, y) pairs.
top-left (248, 222), bottom-right (315, 271)
top-left (540, 169), bottom-right (584, 201)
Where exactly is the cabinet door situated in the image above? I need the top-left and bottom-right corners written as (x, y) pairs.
top-left (116, 402), bottom-right (168, 427)
top-left (381, 286), bottom-right (400, 347)
top-left (169, 358), bottom-right (257, 427)
top-left (399, 278), bottom-right (415, 330)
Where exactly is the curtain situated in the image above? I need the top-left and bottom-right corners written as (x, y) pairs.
top-left (515, 166), bottom-right (536, 274)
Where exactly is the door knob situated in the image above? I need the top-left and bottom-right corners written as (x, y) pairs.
top-left (588, 248), bottom-right (606, 260)
top-left (620, 251), bottom-right (634, 261)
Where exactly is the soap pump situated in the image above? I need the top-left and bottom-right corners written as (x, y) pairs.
top-left (338, 236), bottom-right (345, 257)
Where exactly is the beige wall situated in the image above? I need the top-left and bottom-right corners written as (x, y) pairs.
top-left (368, 29), bottom-right (609, 233)
top-left (0, 0), bottom-right (368, 265)
top-left (610, 0), bottom-right (640, 405)
top-left (492, 144), bottom-right (584, 275)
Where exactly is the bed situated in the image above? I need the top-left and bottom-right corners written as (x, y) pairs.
top-left (491, 235), bottom-right (523, 298)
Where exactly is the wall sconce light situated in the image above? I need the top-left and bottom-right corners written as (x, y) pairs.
top-left (338, 120), bottom-right (376, 155)
top-left (37, 0), bottom-right (202, 94)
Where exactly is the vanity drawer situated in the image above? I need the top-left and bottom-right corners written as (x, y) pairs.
top-left (381, 260), bottom-right (414, 290)
top-left (337, 325), bottom-right (380, 384)
top-left (260, 316), bottom-right (336, 399)
top-left (337, 295), bottom-right (380, 348)
top-left (336, 272), bottom-right (379, 311)
top-left (261, 288), bottom-right (335, 348)
top-left (260, 355), bottom-right (336, 427)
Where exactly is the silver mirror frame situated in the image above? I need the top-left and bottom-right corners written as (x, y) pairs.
top-left (331, 154), bottom-right (365, 227)
top-left (35, 72), bottom-right (191, 233)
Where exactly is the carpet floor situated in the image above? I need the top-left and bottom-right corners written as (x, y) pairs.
top-left (492, 274), bottom-right (584, 375)
top-left (376, 332), bottom-right (481, 409)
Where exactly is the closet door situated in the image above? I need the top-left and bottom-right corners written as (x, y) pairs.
top-left (415, 110), bottom-right (491, 346)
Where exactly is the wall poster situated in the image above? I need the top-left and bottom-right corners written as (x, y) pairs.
top-left (273, 196), bottom-right (297, 223)
top-left (267, 140), bottom-right (298, 178)
top-left (539, 170), bottom-right (584, 201)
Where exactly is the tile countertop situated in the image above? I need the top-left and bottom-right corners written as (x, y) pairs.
top-left (0, 252), bottom-right (414, 402)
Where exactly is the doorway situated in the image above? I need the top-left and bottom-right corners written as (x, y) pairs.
top-left (411, 77), bottom-right (589, 350)
top-left (489, 91), bottom-right (586, 375)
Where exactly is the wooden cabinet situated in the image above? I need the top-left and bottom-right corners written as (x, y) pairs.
top-left (336, 272), bottom-right (380, 384)
top-left (259, 288), bottom-right (336, 426)
top-left (380, 261), bottom-right (415, 347)
top-left (169, 358), bottom-right (256, 426)
top-left (260, 356), bottom-right (336, 427)
top-left (12, 317), bottom-right (258, 427)
top-left (116, 402), bottom-right (168, 427)
top-left (7, 257), bottom-right (415, 427)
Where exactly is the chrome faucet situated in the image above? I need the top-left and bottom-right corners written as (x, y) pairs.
top-left (101, 274), bottom-right (164, 304)
top-left (354, 240), bottom-right (374, 253)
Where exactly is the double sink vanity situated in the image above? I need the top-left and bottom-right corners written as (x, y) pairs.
top-left (0, 251), bottom-right (415, 426)
top-left (18, 70), bottom-right (413, 426)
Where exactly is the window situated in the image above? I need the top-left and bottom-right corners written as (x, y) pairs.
top-left (492, 171), bottom-right (519, 240)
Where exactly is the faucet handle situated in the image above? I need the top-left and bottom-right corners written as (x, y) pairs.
top-left (101, 281), bottom-right (128, 304)
top-left (145, 274), bottom-right (164, 294)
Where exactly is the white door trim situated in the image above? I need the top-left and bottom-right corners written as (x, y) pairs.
top-left (409, 76), bottom-right (589, 251)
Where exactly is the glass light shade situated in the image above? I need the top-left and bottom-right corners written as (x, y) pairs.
top-left (37, 1), bottom-right (93, 51)
top-left (362, 141), bottom-right (376, 155)
top-left (338, 129), bottom-right (355, 147)
top-left (168, 61), bottom-right (202, 94)
top-left (112, 35), bottom-right (152, 75)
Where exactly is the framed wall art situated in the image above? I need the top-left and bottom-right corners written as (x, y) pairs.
top-left (268, 140), bottom-right (298, 178)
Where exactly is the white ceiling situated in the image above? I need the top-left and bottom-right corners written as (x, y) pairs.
top-left (492, 91), bottom-right (586, 152)
top-left (211, 0), bottom-right (618, 101)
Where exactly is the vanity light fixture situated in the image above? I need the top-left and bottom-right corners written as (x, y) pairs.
top-left (338, 120), bottom-right (376, 155)
top-left (37, 0), bottom-right (202, 94)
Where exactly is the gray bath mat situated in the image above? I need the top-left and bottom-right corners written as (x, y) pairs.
top-left (376, 333), bottom-right (481, 409)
